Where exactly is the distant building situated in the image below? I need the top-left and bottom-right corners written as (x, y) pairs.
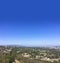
top-left (22, 53), bottom-right (31, 58)
top-left (35, 55), bottom-right (40, 59)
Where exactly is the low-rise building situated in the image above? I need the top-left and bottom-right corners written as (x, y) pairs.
top-left (22, 53), bottom-right (31, 58)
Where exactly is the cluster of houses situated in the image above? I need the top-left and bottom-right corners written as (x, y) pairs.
top-left (21, 52), bottom-right (60, 62)
top-left (41, 57), bottom-right (60, 62)
top-left (0, 47), bottom-right (12, 54)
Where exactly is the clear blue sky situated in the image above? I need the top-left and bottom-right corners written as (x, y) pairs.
top-left (0, 0), bottom-right (60, 46)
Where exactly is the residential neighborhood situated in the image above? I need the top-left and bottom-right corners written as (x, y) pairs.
top-left (0, 46), bottom-right (60, 63)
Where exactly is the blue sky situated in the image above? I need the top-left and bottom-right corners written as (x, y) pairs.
top-left (0, 0), bottom-right (60, 46)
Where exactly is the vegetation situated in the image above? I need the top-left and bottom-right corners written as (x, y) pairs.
top-left (0, 46), bottom-right (60, 63)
